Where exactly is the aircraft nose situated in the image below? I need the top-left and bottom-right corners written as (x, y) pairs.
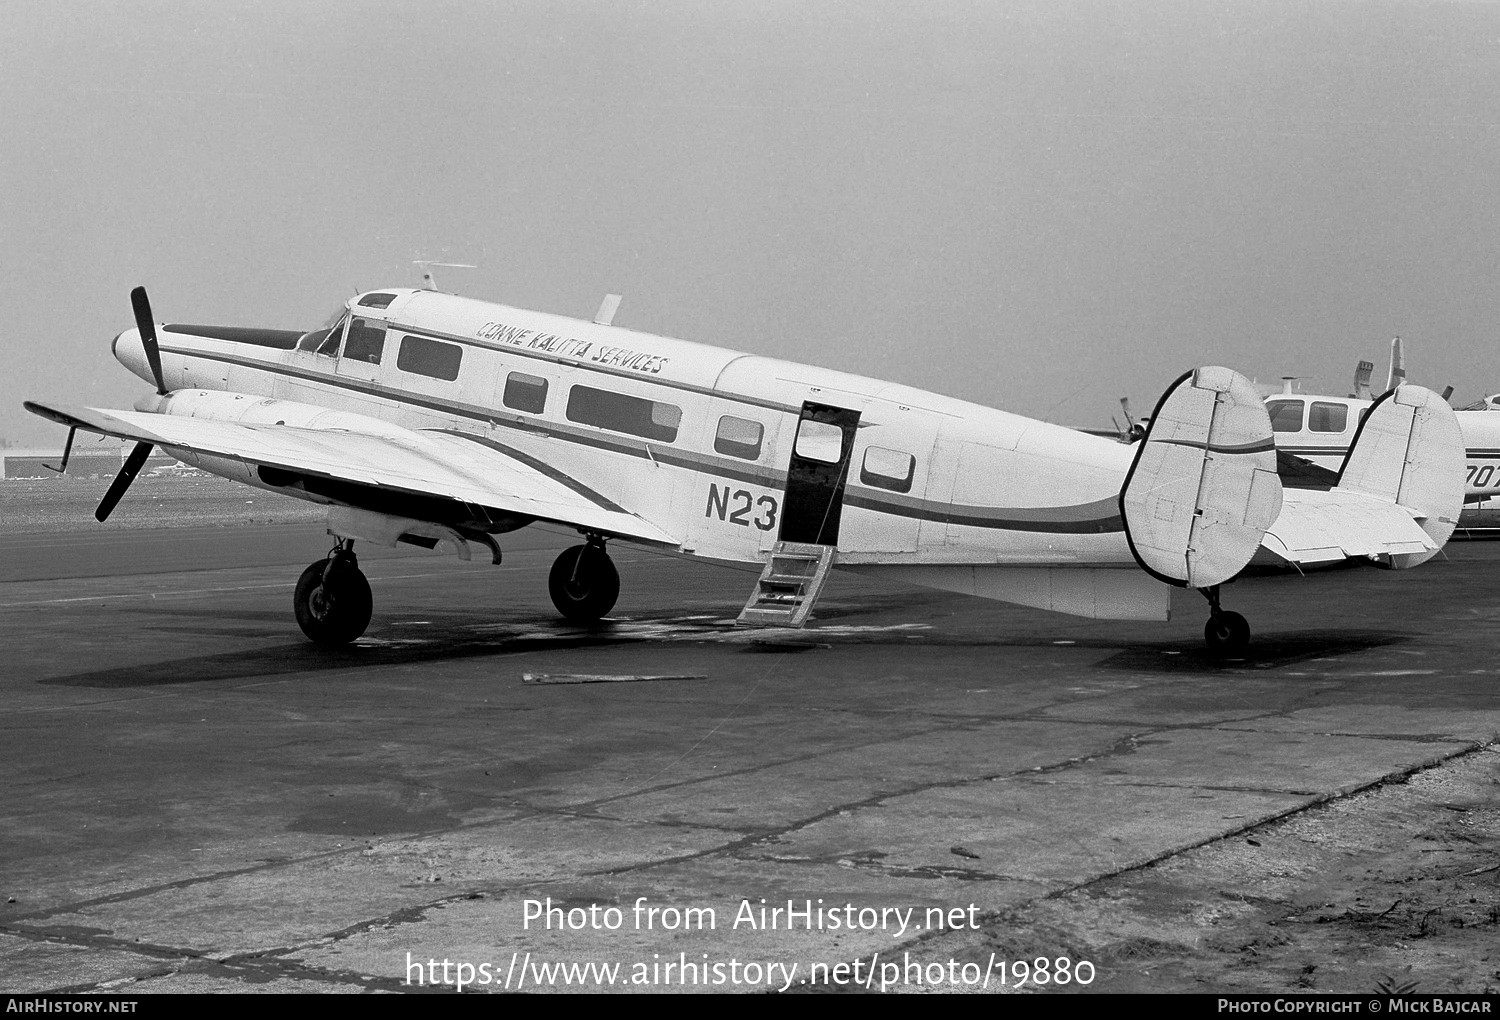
top-left (111, 326), bottom-right (154, 385)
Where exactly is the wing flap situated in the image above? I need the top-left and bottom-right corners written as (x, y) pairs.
top-left (25, 401), bottom-right (677, 545)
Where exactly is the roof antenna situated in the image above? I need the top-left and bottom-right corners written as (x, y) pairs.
top-left (594, 294), bottom-right (623, 326)
top-left (413, 261), bottom-right (477, 293)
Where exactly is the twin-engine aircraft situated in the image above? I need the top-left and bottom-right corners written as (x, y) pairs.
top-left (26, 286), bottom-right (1464, 657)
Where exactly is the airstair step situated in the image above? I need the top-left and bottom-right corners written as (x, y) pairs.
top-left (736, 541), bottom-right (836, 629)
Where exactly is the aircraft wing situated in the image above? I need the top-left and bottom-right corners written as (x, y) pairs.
top-left (25, 402), bottom-right (678, 546)
top-left (1258, 487), bottom-right (1436, 566)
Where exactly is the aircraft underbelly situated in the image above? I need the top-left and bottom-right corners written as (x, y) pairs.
top-left (841, 563), bottom-right (1169, 621)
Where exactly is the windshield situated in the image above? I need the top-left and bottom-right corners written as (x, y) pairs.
top-left (297, 309), bottom-right (350, 353)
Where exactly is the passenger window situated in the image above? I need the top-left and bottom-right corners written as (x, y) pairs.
top-left (714, 415), bottom-right (764, 460)
top-left (794, 420), bottom-right (843, 463)
top-left (397, 335), bottom-right (462, 381)
top-left (860, 446), bottom-right (916, 493)
top-left (566, 385), bottom-right (681, 442)
top-left (1308, 401), bottom-right (1348, 433)
top-left (342, 318), bottom-right (385, 365)
top-left (503, 372), bottom-right (549, 414)
top-left (1267, 400), bottom-right (1305, 433)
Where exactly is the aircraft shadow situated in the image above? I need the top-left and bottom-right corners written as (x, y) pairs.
top-left (38, 622), bottom-right (638, 688)
top-left (1094, 629), bottom-right (1408, 674)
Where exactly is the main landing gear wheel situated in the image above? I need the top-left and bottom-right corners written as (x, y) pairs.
top-left (294, 543), bottom-right (372, 646)
top-left (1200, 585), bottom-right (1249, 659)
top-left (1204, 610), bottom-right (1250, 659)
top-left (549, 541), bottom-right (619, 623)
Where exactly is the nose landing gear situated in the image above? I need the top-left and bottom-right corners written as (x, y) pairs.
top-left (548, 537), bottom-right (620, 623)
top-left (294, 539), bottom-right (372, 645)
top-left (1200, 585), bottom-right (1249, 659)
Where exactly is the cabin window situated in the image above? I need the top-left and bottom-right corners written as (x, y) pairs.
top-left (1308, 401), bottom-right (1348, 433)
top-left (342, 318), bottom-right (385, 364)
top-left (1267, 399), bottom-right (1305, 433)
top-left (714, 415), bottom-right (764, 460)
top-left (356, 292), bottom-right (397, 309)
top-left (566, 385), bottom-right (681, 442)
top-left (794, 420), bottom-right (844, 463)
top-left (503, 372), bottom-right (549, 414)
top-left (397, 335), bottom-right (463, 381)
top-left (860, 446), bottom-right (916, 493)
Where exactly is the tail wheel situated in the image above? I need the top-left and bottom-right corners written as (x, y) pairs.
top-left (548, 544), bottom-right (619, 622)
top-left (294, 557), bottom-right (373, 645)
top-left (1204, 610), bottom-right (1250, 659)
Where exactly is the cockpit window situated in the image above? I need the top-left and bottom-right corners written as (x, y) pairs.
top-left (342, 318), bottom-right (385, 364)
top-left (297, 310), bottom-right (350, 354)
top-left (315, 315), bottom-right (348, 357)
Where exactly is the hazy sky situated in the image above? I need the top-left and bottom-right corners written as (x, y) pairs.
top-left (3, 0), bottom-right (1498, 446)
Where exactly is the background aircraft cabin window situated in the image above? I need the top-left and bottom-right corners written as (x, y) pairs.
top-left (860, 446), bottom-right (916, 493)
top-left (1267, 399), bottom-right (1305, 433)
top-left (356, 292), bottom-right (397, 309)
top-left (1308, 401), bottom-right (1348, 433)
top-left (714, 415), bottom-right (764, 460)
top-left (566, 385), bottom-right (681, 442)
top-left (342, 318), bottom-right (385, 364)
top-left (503, 372), bottom-right (549, 414)
top-left (794, 419), bottom-right (843, 463)
top-left (397, 335), bottom-right (463, 381)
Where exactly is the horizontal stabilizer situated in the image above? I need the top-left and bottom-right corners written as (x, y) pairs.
top-left (1258, 488), bottom-right (1435, 567)
top-left (1120, 367), bottom-right (1282, 588)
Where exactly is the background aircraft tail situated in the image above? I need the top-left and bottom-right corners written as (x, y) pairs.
top-left (1335, 383), bottom-right (1463, 566)
top-left (1385, 336), bottom-right (1406, 393)
top-left (1352, 359), bottom-right (1374, 400)
top-left (1119, 367), bottom-right (1282, 588)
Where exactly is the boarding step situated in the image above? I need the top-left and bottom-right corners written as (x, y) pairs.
top-left (736, 542), bottom-right (836, 628)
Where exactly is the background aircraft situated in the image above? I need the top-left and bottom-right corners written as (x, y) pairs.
top-left (1265, 339), bottom-right (1500, 527)
top-left (26, 285), bottom-right (1464, 658)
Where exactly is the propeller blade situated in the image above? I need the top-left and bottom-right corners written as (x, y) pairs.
top-left (1120, 397), bottom-right (1135, 425)
top-left (95, 442), bottom-right (154, 522)
top-left (130, 286), bottom-right (167, 395)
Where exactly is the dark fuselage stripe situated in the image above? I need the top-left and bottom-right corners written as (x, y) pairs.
top-left (1158, 437), bottom-right (1276, 455)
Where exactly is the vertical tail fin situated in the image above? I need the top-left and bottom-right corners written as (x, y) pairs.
top-left (1120, 367), bottom-right (1282, 588)
top-left (1336, 383), bottom-right (1463, 567)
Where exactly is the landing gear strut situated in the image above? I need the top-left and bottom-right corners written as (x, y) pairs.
top-left (294, 539), bottom-right (373, 646)
top-left (548, 537), bottom-right (619, 623)
top-left (1200, 585), bottom-right (1249, 659)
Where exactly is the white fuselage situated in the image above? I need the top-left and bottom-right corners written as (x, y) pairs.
top-left (117, 289), bottom-right (1141, 572)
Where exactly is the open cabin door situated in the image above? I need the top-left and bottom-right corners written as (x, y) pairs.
top-left (778, 402), bottom-right (861, 547)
